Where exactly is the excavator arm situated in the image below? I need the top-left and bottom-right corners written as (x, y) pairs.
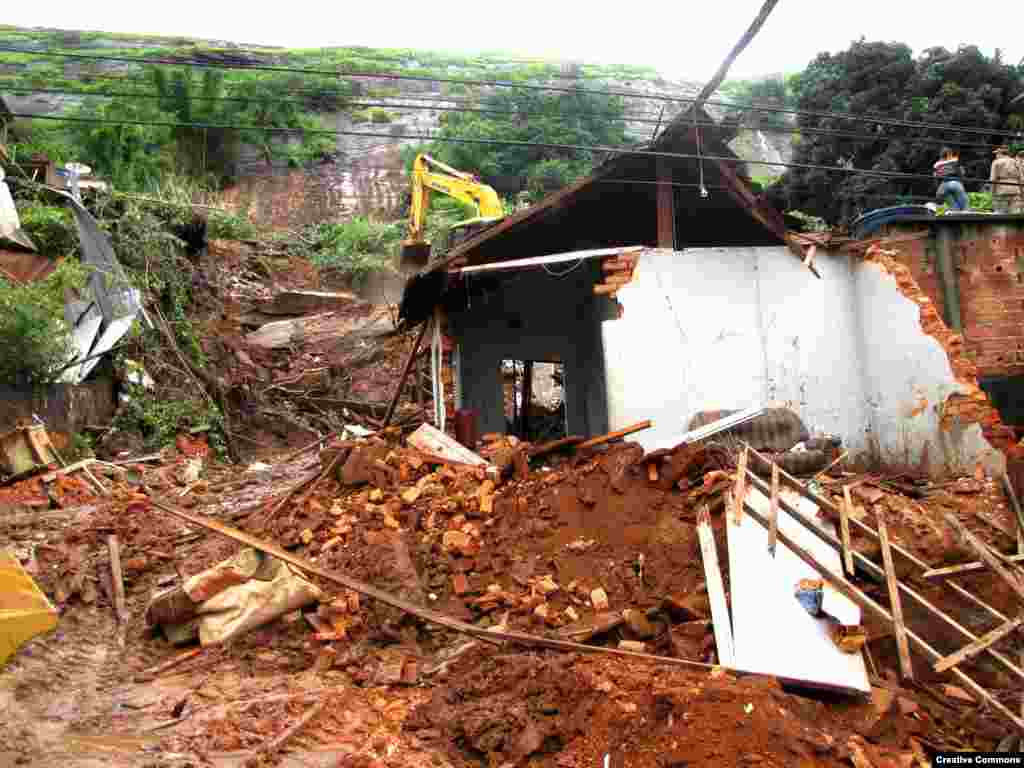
top-left (401, 154), bottom-right (503, 268)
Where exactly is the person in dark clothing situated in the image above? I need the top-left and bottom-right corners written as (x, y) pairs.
top-left (933, 147), bottom-right (969, 211)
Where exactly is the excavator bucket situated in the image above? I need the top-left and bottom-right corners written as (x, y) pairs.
top-left (0, 549), bottom-right (58, 664)
top-left (399, 241), bottom-right (432, 272)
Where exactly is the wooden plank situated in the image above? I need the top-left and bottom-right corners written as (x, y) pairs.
top-left (108, 535), bottom-right (127, 625)
top-left (575, 420), bottom-right (652, 451)
top-left (696, 505), bottom-right (734, 667)
top-left (593, 284), bottom-right (619, 296)
top-left (742, 467), bottom-right (1024, 688)
top-left (943, 513), bottom-right (1024, 605)
top-left (840, 485), bottom-right (856, 577)
top-left (737, 493), bottom-right (1024, 732)
top-left (732, 448), bottom-right (748, 524)
top-left (39, 458), bottom-right (97, 483)
top-left (656, 157), bottom-right (674, 248)
top-left (382, 319), bottom-right (430, 428)
top-left (922, 554), bottom-right (1024, 580)
top-left (767, 462), bottom-right (780, 556)
top-left (877, 515), bottom-right (914, 680)
top-left (933, 614), bottom-right (1024, 674)
top-left (733, 485), bottom-right (868, 693)
top-left (744, 444), bottom-right (1024, 670)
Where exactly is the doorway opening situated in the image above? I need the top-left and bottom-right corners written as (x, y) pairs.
top-left (501, 360), bottom-right (567, 443)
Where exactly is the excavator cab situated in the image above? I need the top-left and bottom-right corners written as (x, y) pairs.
top-left (398, 154), bottom-right (504, 272)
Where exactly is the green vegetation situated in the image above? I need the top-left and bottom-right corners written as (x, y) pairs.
top-left (303, 217), bottom-right (402, 285)
top-left (420, 87), bottom-right (631, 200)
top-left (720, 75), bottom-right (797, 130)
top-left (0, 259), bottom-right (87, 387)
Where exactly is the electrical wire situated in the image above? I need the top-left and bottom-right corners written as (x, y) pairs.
top-left (541, 258), bottom-right (587, 277)
top-left (4, 47), bottom-right (1023, 141)
top-left (1, 82), bottom-right (1007, 150)
top-left (10, 111), bottom-right (1021, 191)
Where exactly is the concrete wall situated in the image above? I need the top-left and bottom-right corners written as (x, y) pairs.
top-left (604, 247), bottom-right (868, 454)
top-left (852, 259), bottom-right (1004, 476)
top-left (449, 261), bottom-right (609, 438)
top-left (602, 246), bottom-right (1000, 476)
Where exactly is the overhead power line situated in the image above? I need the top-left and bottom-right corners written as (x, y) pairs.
top-left (9, 111), bottom-right (1022, 191)
top-left (0, 82), bottom-right (1008, 151)
top-left (3, 47), bottom-right (1023, 141)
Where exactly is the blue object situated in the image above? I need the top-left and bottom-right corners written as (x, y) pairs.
top-left (794, 584), bottom-right (823, 617)
top-left (851, 205), bottom-right (934, 238)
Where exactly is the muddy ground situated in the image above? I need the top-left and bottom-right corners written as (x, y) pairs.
top-left (2, 425), bottom-right (1022, 767)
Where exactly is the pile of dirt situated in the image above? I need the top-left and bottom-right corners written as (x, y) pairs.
top-left (408, 645), bottom-right (892, 768)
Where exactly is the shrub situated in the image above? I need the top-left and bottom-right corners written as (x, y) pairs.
top-left (0, 259), bottom-right (87, 387)
top-left (16, 204), bottom-right (78, 256)
top-left (305, 217), bottom-right (402, 285)
top-left (208, 211), bottom-right (259, 240)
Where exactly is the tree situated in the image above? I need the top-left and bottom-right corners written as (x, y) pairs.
top-left (771, 41), bottom-right (1024, 223)
top-left (424, 87), bottom-right (630, 200)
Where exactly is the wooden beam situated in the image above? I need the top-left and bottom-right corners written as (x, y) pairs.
top-left (877, 514), bottom-right (914, 680)
top-left (697, 504), bottom-right (734, 666)
top-left (744, 443), bottom-right (1023, 644)
top-left (593, 283), bottom-right (619, 296)
top-left (921, 554), bottom-right (1024, 580)
top-left (741, 461), bottom-right (1024, 686)
top-left (575, 420), bottom-right (652, 451)
top-left (738, 495), bottom-right (1024, 734)
top-left (767, 462), bottom-right (780, 556)
top-left (108, 535), bottom-right (127, 625)
top-left (840, 485), bottom-right (855, 577)
top-left (656, 157), bottom-right (675, 248)
top-left (933, 614), bottom-right (1024, 674)
top-left (382, 318), bottom-right (431, 428)
top-left (944, 513), bottom-right (1024, 606)
top-left (732, 447), bottom-right (748, 525)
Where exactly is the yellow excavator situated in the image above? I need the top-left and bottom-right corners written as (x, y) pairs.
top-left (399, 153), bottom-right (505, 269)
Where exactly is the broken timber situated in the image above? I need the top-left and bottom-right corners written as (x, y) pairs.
top-left (738, 495), bottom-right (1024, 733)
top-left (877, 515), bottom-right (913, 680)
top-left (575, 420), bottom-right (652, 451)
top-left (744, 445), bottom-right (1024, 682)
top-left (922, 554), bottom-right (1024, 580)
top-left (142, 494), bottom-right (719, 672)
top-left (943, 513), bottom-right (1024, 605)
top-left (741, 460), bottom-right (1024, 688)
top-left (933, 614), bottom-right (1024, 674)
top-left (767, 462), bottom-right (780, 556)
top-left (697, 504), bottom-right (734, 666)
top-left (840, 485), bottom-right (855, 576)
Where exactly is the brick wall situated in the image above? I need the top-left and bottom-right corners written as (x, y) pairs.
top-left (877, 221), bottom-right (1024, 383)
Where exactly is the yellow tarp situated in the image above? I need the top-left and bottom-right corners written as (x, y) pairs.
top-left (0, 549), bottom-right (58, 665)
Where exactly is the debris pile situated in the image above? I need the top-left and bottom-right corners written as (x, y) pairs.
top-left (5, 367), bottom-right (1024, 766)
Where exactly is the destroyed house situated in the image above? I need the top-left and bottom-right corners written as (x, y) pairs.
top-left (399, 109), bottom-right (1007, 477)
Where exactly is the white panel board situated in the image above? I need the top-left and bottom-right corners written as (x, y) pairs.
top-left (77, 315), bottom-right (136, 382)
top-left (60, 305), bottom-right (103, 384)
top-left (727, 485), bottom-right (869, 693)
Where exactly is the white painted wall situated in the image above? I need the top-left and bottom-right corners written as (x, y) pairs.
top-left (603, 247), bottom-right (1001, 477)
top-left (604, 246), bottom-right (869, 454)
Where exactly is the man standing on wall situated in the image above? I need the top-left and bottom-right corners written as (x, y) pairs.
top-left (990, 146), bottom-right (1022, 214)
top-left (933, 147), bottom-right (969, 212)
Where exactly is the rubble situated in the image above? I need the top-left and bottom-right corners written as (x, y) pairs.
top-left (5, 358), bottom-right (1024, 766)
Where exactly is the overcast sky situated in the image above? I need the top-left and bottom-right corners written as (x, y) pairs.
top-left (4, 1), bottom-right (1022, 81)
